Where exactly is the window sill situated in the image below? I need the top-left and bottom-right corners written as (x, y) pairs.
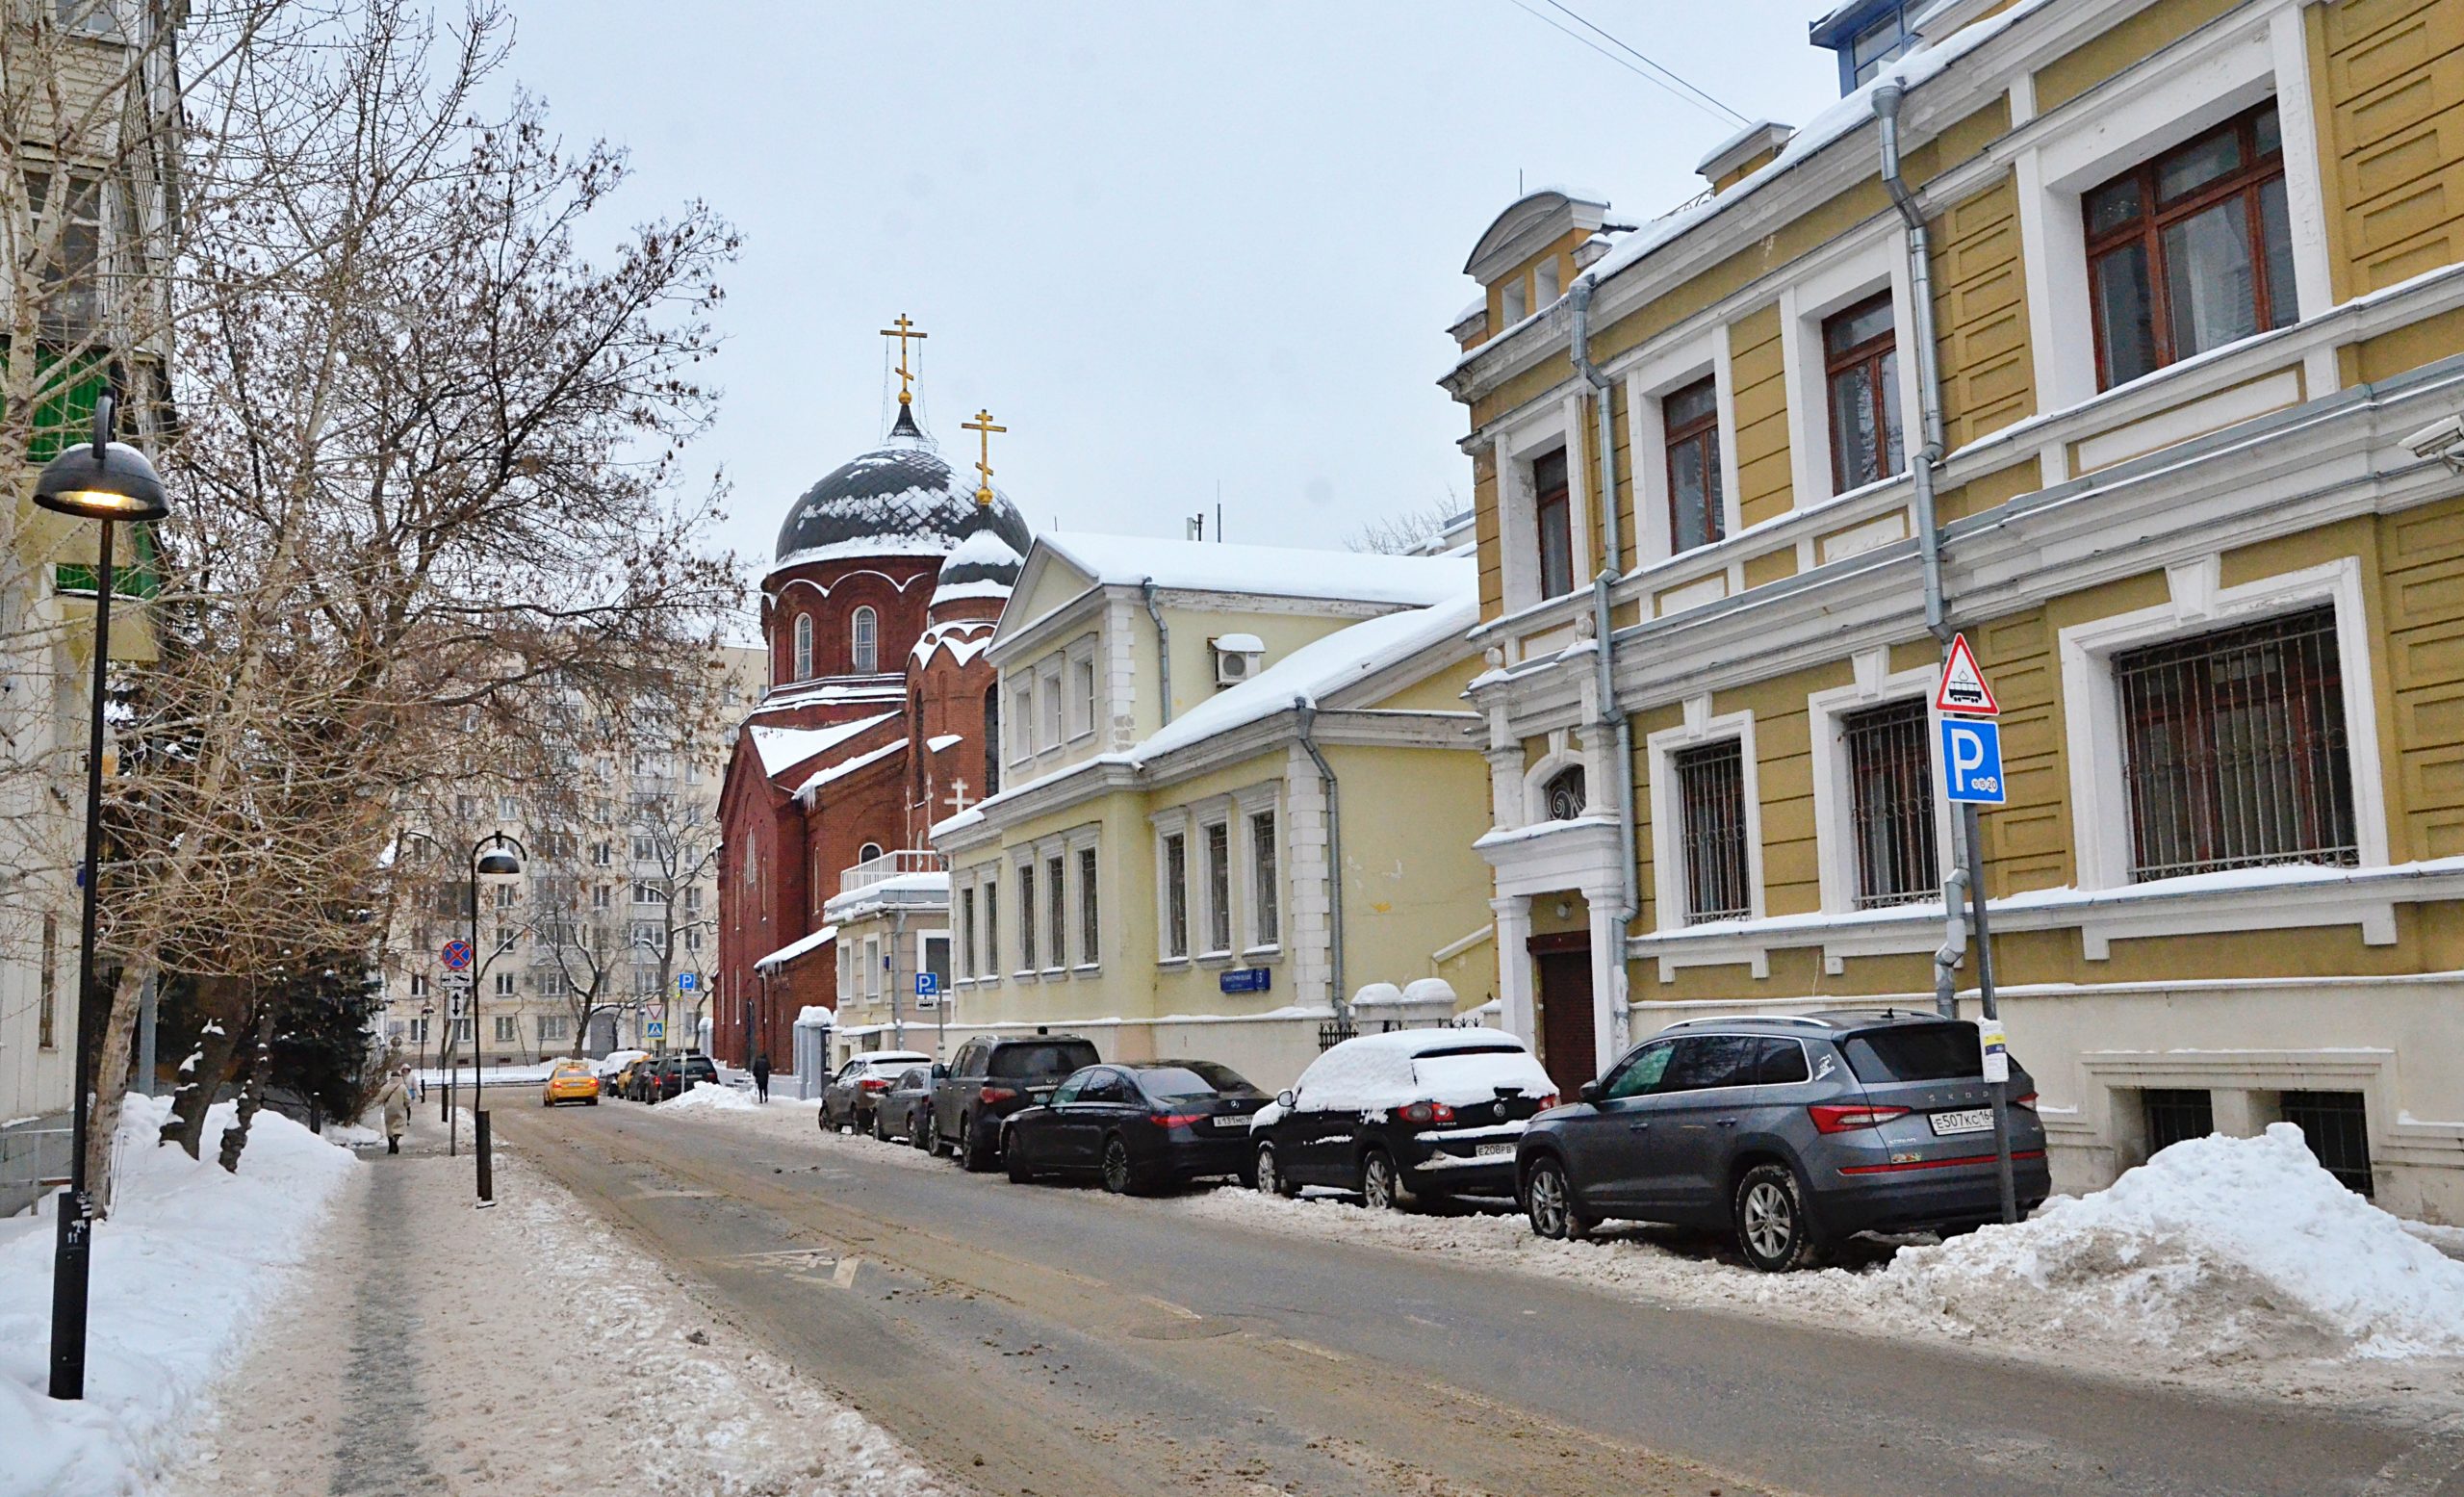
top-left (1072, 963), bottom-right (1102, 977)
top-left (1240, 943), bottom-right (1282, 961)
top-left (1156, 956), bottom-right (1191, 969)
top-left (1039, 967), bottom-right (1066, 980)
top-left (1195, 950), bottom-right (1237, 968)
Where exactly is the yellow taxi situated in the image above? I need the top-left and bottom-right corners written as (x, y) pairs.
top-left (541, 1060), bottom-right (600, 1107)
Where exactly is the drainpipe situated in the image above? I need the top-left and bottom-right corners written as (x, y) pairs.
top-left (1570, 278), bottom-right (1638, 1058)
top-left (1879, 80), bottom-right (1974, 1026)
top-left (1294, 697), bottom-right (1347, 1021)
top-left (1141, 578), bottom-right (1172, 727)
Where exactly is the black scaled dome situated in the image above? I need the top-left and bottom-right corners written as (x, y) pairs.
top-left (774, 406), bottom-right (1034, 566)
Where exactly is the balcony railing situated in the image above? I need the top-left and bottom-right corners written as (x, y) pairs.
top-left (839, 848), bottom-right (946, 896)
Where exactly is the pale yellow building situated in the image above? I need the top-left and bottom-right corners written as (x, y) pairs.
top-left (930, 535), bottom-right (1494, 1088)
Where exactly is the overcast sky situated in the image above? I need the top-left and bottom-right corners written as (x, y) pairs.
top-left (500, 2), bottom-right (1838, 581)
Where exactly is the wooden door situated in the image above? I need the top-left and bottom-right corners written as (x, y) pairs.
top-left (1533, 942), bottom-right (1596, 1097)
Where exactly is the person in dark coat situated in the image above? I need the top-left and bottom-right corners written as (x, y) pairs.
top-left (751, 1052), bottom-right (771, 1103)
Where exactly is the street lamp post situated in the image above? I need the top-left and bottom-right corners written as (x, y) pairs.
top-left (36, 393), bottom-right (169, 1403)
top-left (466, 834), bottom-right (523, 1204)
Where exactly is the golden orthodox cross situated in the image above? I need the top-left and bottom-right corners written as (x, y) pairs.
top-left (879, 314), bottom-right (928, 405)
top-left (961, 408), bottom-right (1007, 506)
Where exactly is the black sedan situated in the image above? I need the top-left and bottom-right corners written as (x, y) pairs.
top-left (872, 1065), bottom-right (937, 1145)
top-left (1001, 1061), bottom-right (1269, 1194)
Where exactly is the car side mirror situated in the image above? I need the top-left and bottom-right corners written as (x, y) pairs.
top-left (932, 1063), bottom-right (949, 1080)
top-left (1275, 1089), bottom-right (1296, 1110)
top-left (1578, 1080), bottom-right (1603, 1104)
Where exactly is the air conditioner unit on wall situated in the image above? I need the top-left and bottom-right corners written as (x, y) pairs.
top-left (1212, 633), bottom-right (1265, 688)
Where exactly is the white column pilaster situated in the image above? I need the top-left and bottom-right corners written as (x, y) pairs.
top-left (1491, 894), bottom-right (1534, 1045)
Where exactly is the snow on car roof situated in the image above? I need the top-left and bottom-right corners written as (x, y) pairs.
top-left (1295, 1028), bottom-right (1542, 1112)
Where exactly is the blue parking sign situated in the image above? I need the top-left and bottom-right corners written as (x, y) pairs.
top-left (1939, 718), bottom-right (2007, 805)
top-left (915, 973), bottom-right (938, 997)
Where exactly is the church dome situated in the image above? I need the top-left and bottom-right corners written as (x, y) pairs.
top-left (773, 406), bottom-right (1034, 569)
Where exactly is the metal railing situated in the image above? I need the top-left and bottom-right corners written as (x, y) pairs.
top-left (838, 847), bottom-right (947, 896)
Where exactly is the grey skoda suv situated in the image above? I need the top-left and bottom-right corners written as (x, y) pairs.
top-left (1515, 1011), bottom-right (2049, 1271)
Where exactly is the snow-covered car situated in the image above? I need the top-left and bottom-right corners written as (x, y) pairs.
top-left (1249, 1029), bottom-right (1557, 1209)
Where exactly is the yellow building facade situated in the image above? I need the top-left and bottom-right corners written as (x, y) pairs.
top-left (1451, 0), bottom-right (2464, 1217)
top-left (930, 535), bottom-right (1495, 1089)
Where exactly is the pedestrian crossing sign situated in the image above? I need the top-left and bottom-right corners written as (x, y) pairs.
top-left (645, 1020), bottom-right (665, 1040)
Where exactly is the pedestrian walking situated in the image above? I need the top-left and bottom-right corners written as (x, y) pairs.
top-left (376, 1067), bottom-right (413, 1154)
top-left (751, 1052), bottom-right (771, 1104)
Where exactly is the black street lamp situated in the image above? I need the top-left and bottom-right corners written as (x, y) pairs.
top-left (402, 829), bottom-right (523, 1199)
top-left (38, 393), bottom-right (168, 1403)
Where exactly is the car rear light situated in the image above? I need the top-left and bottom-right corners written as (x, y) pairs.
top-left (2011, 1091), bottom-right (2039, 1111)
top-left (1809, 1102), bottom-right (1911, 1134)
top-left (1150, 1112), bottom-right (1206, 1127)
top-left (859, 1078), bottom-right (891, 1092)
top-left (1536, 1094), bottom-right (1558, 1111)
top-left (978, 1085), bottom-right (1017, 1105)
top-left (1397, 1100), bottom-right (1456, 1126)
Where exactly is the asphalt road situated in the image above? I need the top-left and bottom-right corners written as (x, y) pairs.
top-left (494, 1100), bottom-right (2461, 1497)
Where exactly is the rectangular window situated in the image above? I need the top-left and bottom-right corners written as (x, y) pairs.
top-left (1531, 448), bottom-right (1574, 599)
top-left (632, 882), bottom-right (661, 905)
top-left (494, 1015), bottom-right (516, 1043)
top-left (1663, 376), bottom-right (1725, 555)
top-left (2141, 1088), bottom-right (2214, 1157)
top-left (27, 171), bottom-right (100, 336)
top-left (499, 795), bottom-right (520, 821)
top-left (38, 915), bottom-right (58, 1048)
top-left (922, 933), bottom-right (950, 993)
top-left (2086, 102), bottom-right (2294, 391)
top-left (1203, 822), bottom-right (1232, 954)
top-left (1040, 665), bottom-right (1064, 749)
top-left (2280, 1090), bottom-right (2372, 1196)
top-left (409, 1017), bottom-right (430, 1045)
top-left (1825, 294), bottom-right (1902, 493)
top-left (864, 936), bottom-right (882, 1000)
top-left (959, 887), bottom-right (977, 979)
top-left (1841, 699), bottom-right (1938, 907)
top-left (632, 835), bottom-right (655, 862)
top-left (1162, 833), bottom-right (1189, 958)
top-left (1248, 813), bottom-right (1278, 947)
top-left (1674, 739), bottom-right (1751, 923)
top-left (1072, 656), bottom-right (1097, 738)
top-left (1077, 846), bottom-right (1100, 964)
top-left (592, 884), bottom-right (611, 910)
top-left (1012, 685), bottom-right (1033, 762)
top-left (1044, 854), bottom-right (1065, 968)
top-left (540, 1016), bottom-right (570, 1044)
top-left (494, 882), bottom-right (517, 909)
top-left (1018, 863), bottom-right (1038, 969)
top-left (494, 971), bottom-right (516, 998)
top-left (1847, 6), bottom-right (1910, 88)
top-left (454, 1018), bottom-right (475, 1044)
top-left (984, 883), bottom-right (1000, 979)
top-left (2115, 607), bottom-right (2354, 881)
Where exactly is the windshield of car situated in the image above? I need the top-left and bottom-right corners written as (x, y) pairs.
top-left (1135, 1063), bottom-right (1260, 1101)
top-left (1842, 1024), bottom-right (1981, 1083)
top-left (989, 1042), bottom-right (1099, 1080)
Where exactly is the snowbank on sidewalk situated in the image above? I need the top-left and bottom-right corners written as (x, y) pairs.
top-left (656, 1083), bottom-right (757, 1114)
top-left (1868, 1123), bottom-right (2464, 1361)
top-left (0, 1095), bottom-right (357, 1496)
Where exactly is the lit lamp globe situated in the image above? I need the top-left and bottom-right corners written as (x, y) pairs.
top-left (475, 847), bottom-right (522, 878)
top-left (33, 439), bottom-right (168, 524)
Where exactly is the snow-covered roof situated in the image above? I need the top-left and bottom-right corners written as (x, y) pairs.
top-left (756, 924), bottom-right (835, 971)
top-left (1132, 589), bottom-right (1477, 763)
top-left (792, 739), bottom-right (904, 803)
top-left (750, 712), bottom-right (897, 776)
top-left (823, 869), bottom-right (950, 919)
top-left (911, 616), bottom-right (996, 669)
top-left (926, 733), bottom-right (962, 752)
top-left (772, 413), bottom-right (1034, 571)
top-left (1037, 533), bottom-right (1474, 608)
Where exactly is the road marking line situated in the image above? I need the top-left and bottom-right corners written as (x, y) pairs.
top-left (1139, 1294), bottom-right (1200, 1321)
top-left (832, 1255), bottom-right (862, 1289)
top-left (1281, 1338), bottom-right (1347, 1363)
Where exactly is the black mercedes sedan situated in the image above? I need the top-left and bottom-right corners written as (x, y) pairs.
top-left (1000, 1060), bottom-right (1269, 1194)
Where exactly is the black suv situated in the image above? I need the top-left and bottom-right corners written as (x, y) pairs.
top-left (926, 1033), bottom-right (1101, 1171)
top-left (642, 1052), bottom-right (719, 1103)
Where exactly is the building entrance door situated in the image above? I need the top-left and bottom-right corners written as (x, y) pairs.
top-left (1529, 933), bottom-right (1596, 1097)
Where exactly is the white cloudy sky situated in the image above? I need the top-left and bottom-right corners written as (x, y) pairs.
top-left (500, 2), bottom-right (1839, 577)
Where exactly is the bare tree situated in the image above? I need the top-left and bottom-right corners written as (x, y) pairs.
top-left (1346, 496), bottom-right (1466, 555)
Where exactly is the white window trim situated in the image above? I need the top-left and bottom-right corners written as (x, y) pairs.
top-left (954, 879), bottom-right (977, 982)
top-left (1194, 810), bottom-right (1235, 961)
top-left (1035, 837), bottom-right (1068, 975)
top-left (1011, 849), bottom-right (1041, 977)
top-left (1009, 678), bottom-right (1034, 766)
top-left (2059, 555), bottom-right (2389, 892)
top-left (1065, 828), bottom-right (1103, 971)
top-left (2016, 14), bottom-right (2332, 417)
top-left (1646, 701), bottom-right (1765, 934)
top-left (1233, 785), bottom-right (1280, 957)
top-left (1065, 637), bottom-right (1098, 742)
top-left (1492, 402), bottom-right (1582, 616)
top-left (1808, 649), bottom-right (1956, 919)
top-left (1037, 658), bottom-right (1065, 752)
top-left (1620, 329), bottom-right (1734, 571)
top-left (1151, 809), bottom-right (1192, 965)
top-left (1778, 229), bottom-right (1912, 510)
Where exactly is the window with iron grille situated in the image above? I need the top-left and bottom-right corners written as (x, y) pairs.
top-left (1543, 766), bottom-right (1587, 822)
top-left (1673, 740), bottom-right (1750, 923)
top-left (1842, 699), bottom-right (1938, 907)
top-left (2140, 1088), bottom-right (2213, 1158)
top-left (1204, 822), bottom-right (1232, 954)
top-left (1162, 833), bottom-right (1189, 958)
top-left (1018, 863), bottom-right (1037, 970)
top-left (2115, 607), bottom-right (2354, 881)
top-left (1045, 853), bottom-right (1065, 968)
top-left (1078, 847), bottom-right (1100, 964)
top-left (2279, 1090), bottom-right (2372, 1196)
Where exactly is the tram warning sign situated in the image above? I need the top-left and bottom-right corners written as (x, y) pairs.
top-left (1933, 632), bottom-right (2000, 717)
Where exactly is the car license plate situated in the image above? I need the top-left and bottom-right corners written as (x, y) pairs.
top-left (1475, 1141), bottom-right (1515, 1158)
top-left (1213, 1115), bottom-right (1249, 1130)
top-left (1929, 1108), bottom-right (1993, 1136)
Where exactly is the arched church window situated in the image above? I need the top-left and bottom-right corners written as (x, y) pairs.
top-left (859, 840), bottom-right (884, 865)
top-left (792, 613), bottom-right (813, 682)
top-left (852, 607), bottom-right (879, 674)
top-left (1544, 766), bottom-right (1587, 822)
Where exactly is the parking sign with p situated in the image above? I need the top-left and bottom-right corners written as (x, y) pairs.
top-left (1940, 717), bottom-right (2007, 805)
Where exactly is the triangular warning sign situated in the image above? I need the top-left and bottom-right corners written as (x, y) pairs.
top-left (1934, 632), bottom-right (2000, 716)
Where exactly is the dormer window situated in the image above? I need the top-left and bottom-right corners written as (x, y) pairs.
top-left (1532, 258), bottom-right (1560, 308)
top-left (1501, 276), bottom-right (1528, 324)
top-left (1212, 633), bottom-right (1265, 687)
top-left (1810, 0), bottom-right (1913, 95)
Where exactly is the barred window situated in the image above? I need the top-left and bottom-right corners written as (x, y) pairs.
top-left (1045, 853), bottom-right (1066, 968)
top-left (1673, 740), bottom-right (1750, 923)
top-left (2115, 607), bottom-right (2354, 881)
top-left (1204, 822), bottom-right (1232, 954)
top-left (1162, 833), bottom-right (1189, 958)
top-left (1543, 766), bottom-right (1587, 822)
top-left (1018, 863), bottom-right (1037, 970)
top-left (1842, 699), bottom-right (1938, 907)
top-left (1077, 847), bottom-right (1100, 965)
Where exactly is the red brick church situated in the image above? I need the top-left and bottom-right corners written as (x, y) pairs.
top-left (714, 375), bottom-right (1030, 1068)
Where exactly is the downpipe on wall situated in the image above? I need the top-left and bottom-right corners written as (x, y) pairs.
top-left (1570, 278), bottom-right (1638, 1061)
top-left (1142, 578), bottom-right (1171, 727)
top-left (1295, 697), bottom-right (1347, 1021)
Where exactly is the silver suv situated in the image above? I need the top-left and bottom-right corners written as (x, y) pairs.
top-left (1514, 1011), bottom-right (2049, 1271)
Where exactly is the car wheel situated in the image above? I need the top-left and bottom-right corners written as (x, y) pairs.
top-left (1005, 1130), bottom-right (1035, 1184)
top-left (1360, 1149), bottom-right (1414, 1212)
top-left (1254, 1142), bottom-right (1297, 1198)
top-left (1100, 1136), bottom-right (1142, 1196)
top-left (959, 1114), bottom-right (994, 1173)
top-left (1524, 1156), bottom-right (1592, 1241)
top-left (871, 1108), bottom-right (889, 1143)
top-left (911, 1111), bottom-right (935, 1151)
top-left (1734, 1162), bottom-right (1825, 1273)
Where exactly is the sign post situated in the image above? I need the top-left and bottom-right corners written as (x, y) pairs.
top-left (1935, 632), bottom-right (2017, 1226)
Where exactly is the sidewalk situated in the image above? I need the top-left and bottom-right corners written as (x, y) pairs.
top-left (161, 1107), bottom-right (944, 1497)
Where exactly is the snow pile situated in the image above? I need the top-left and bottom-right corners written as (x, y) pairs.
top-left (1870, 1124), bottom-right (2464, 1361)
top-left (656, 1082), bottom-right (757, 1114)
top-left (0, 1095), bottom-right (356, 1496)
